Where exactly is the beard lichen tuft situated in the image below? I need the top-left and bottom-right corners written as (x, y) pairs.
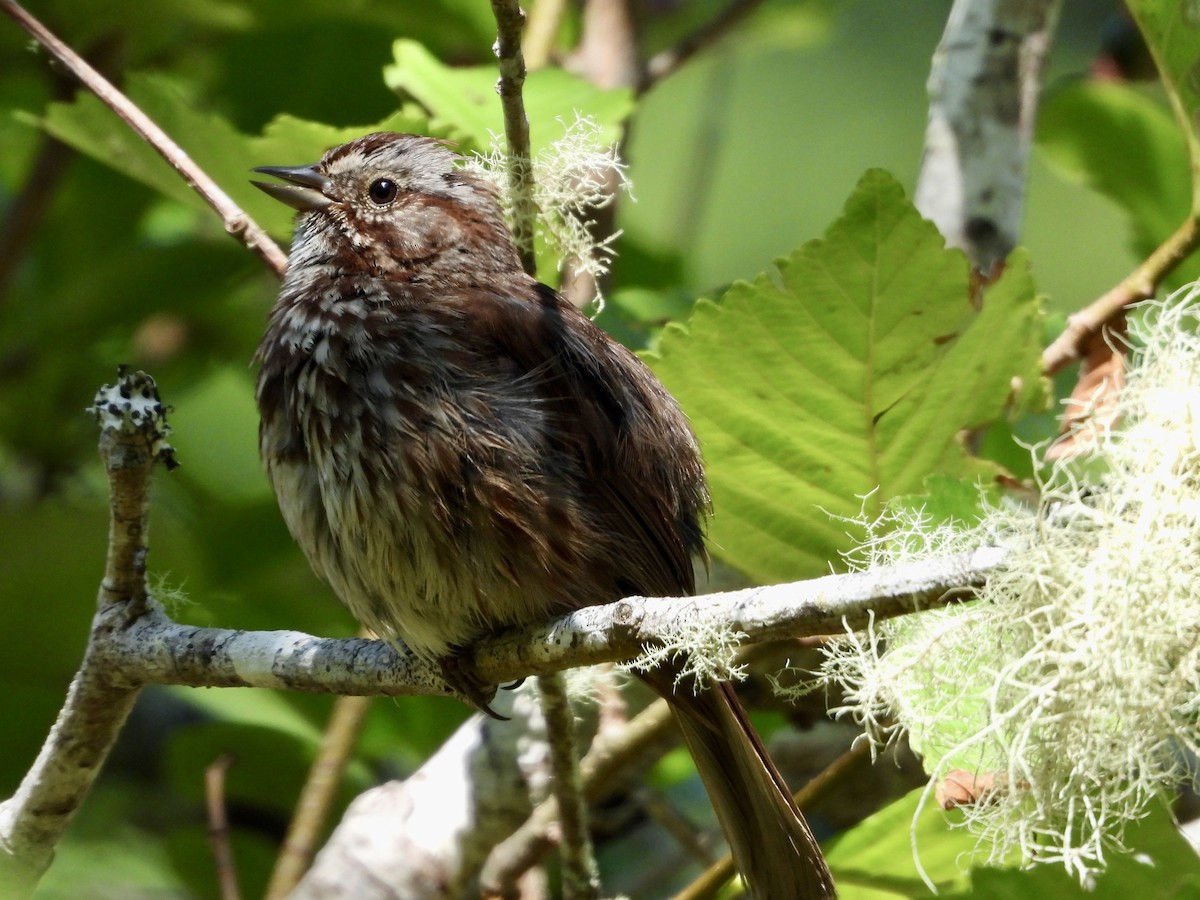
top-left (821, 294), bottom-right (1200, 881)
top-left (464, 116), bottom-right (630, 310)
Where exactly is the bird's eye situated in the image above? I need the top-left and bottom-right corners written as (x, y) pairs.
top-left (368, 178), bottom-right (398, 205)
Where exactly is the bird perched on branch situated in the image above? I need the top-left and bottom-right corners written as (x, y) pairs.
top-left (253, 132), bottom-right (834, 899)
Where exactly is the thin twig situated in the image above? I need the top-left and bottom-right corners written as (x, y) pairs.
top-left (643, 0), bottom-right (766, 91)
top-left (489, 0), bottom-right (539, 275)
top-left (675, 739), bottom-right (873, 900)
top-left (482, 698), bottom-right (677, 896)
top-left (265, 694), bottom-right (372, 900)
top-left (538, 673), bottom-right (600, 899)
top-left (206, 754), bottom-right (242, 900)
top-left (0, 0), bottom-right (289, 278)
top-left (1042, 215), bottom-right (1200, 375)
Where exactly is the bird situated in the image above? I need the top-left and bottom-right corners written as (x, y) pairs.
top-left (252, 132), bottom-right (835, 899)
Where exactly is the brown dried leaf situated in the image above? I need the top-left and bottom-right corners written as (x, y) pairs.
top-left (1046, 310), bottom-right (1128, 461)
top-left (936, 769), bottom-right (1001, 809)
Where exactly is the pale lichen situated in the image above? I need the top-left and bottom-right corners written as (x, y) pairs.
top-left (821, 293), bottom-right (1200, 882)
top-left (465, 116), bottom-right (631, 310)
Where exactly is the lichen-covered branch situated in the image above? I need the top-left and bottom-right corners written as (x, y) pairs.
top-left (79, 544), bottom-right (1006, 700)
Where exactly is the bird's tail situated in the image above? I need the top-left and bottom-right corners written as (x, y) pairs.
top-left (643, 669), bottom-right (836, 899)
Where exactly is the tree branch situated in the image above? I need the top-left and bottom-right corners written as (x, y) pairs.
top-left (914, 0), bottom-right (1063, 273)
top-left (79, 544), bottom-right (1006, 700)
top-left (489, 0), bottom-right (539, 276)
top-left (1, 364), bottom-right (1005, 894)
top-left (0, 0), bottom-right (289, 278)
top-left (1042, 215), bottom-right (1200, 375)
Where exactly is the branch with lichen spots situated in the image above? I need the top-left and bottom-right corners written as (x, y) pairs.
top-left (82, 544), bottom-right (1006, 698)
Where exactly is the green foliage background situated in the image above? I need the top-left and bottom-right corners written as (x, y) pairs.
top-left (3, 0), bottom-right (1199, 897)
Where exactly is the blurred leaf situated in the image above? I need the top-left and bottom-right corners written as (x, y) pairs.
top-left (827, 789), bottom-right (1200, 899)
top-left (173, 686), bottom-right (323, 745)
top-left (649, 170), bottom-right (1044, 582)
top-left (28, 74), bottom-right (245, 212)
top-left (1127, 0), bottom-right (1200, 211)
top-left (30, 74), bottom-right (434, 238)
top-left (384, 39), bottom-right (634, 151)
top-left (170, 366), bottom-right (271, 504)
top-left (950, 803), bottom-right (1200, 899)
top-left (1037, 80), bottom-right (1193, 277)
top-left (824, 786), bottom-right (974, 896)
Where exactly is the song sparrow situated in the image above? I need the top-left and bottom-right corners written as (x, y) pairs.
top-left (253, 132), bottom-right (834, 899)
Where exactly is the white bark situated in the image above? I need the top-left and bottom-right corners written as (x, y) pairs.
top-left (915, 0), bottom-right (1062, 271)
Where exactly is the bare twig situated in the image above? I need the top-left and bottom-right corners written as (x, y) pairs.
top-left (489, 0), bottom-right (538, 275)
top-left (643, 0), bottom-right (766, 90)
top-left (1042, 216), bottom-right (1200, 375)
top-left (914, 0), bottom-right (1063, 273)
top-left (265, 694), bottom-right (372, 900)
top-left (206, 754), bottom-right (242, 900)
top-left (482, 698), bottom-right (677, 895)
top-left (0, 0), bottom-right (289, 278)
top-left (537, 673), bottom-right (600, 899)
top-left (675, 739), bottom-right (873, 900)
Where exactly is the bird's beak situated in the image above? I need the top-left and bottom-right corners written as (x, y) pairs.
top-left (250, 165), bottom-right (334, 211)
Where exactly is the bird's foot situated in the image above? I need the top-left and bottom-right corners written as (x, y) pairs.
top-left (441, 652), bottom-right (508, 721)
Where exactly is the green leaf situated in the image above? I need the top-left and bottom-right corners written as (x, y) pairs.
top-left (170, 366), bottom-right (271, 504)
top-left (31, 73), bottom-right (432, 238)
top-left (952, 802), bottom-right (1200, 898)
top-left (648, 170), bottom-right (1044, 582)
top-left (383, 39), bottom-right (634, 151)
top-left (887, 475), bottom-right (1000, 528)
top-left (1127, 0), bottom-right (1200, 211)
top-left (824, 787), bottom-right (974, 896)
top-left (827, 789), bottom-right (1200, 898)
top-left (1037, 80), bottom-right (1192, 268)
